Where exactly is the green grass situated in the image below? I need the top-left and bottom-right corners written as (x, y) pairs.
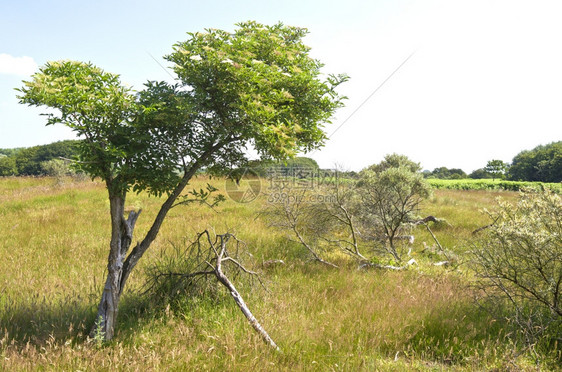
top-left (0, 176), bottom-right (558, 371)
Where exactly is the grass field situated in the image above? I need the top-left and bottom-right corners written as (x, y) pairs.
top-left (0, 176), bottom-right (559, 371)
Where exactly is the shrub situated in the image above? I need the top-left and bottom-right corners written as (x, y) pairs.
top-left (41, 159), bottom-right (73, 177)
top-left (471, 189), bottom-right (562, 357)
top-left (357, 154), bottom-right (432, 261)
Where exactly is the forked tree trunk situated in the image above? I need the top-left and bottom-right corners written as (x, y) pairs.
top-left (91, 167), bottom-right (196, 340)
top-left (91, 176), bottom-right (188, 340)
top-left (91, 139), bottom-right (230, 341)
top-left (92, 195), bottom-right (140, 341)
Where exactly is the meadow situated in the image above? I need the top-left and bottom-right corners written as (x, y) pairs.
top-left (0, 176), bottom-right (559, 371)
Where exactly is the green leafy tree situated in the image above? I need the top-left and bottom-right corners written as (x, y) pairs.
top-left (13, 146), bottom-right (38, 175)
top-left (17, 21), bottom-right (347, 341)
top-left (357, 154), bottom-right (432, 261)
top-left (364, 153), bottom-right (422, 174)
top-left (447, 169), bottom-right (467, 179)
top-left (0, 148), bottom-right (23, 157)
top-left (283, 156), bottom-right (319, 170)
top-left (509, 141), bottom-right (562, 182)
top-left (484, 159), bottom-right (508, 181)
top-left (40, 158), bottom-right (78, 184)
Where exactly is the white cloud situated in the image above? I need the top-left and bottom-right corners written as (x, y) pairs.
top-left (0, 53), bottom-right (38, 76)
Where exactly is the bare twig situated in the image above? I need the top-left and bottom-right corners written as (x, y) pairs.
top-left (422, 222), bottom-right (450, 261)
top-left (472, 216), bottom-right (500, 234)
top-left (145, 230), bottom-right (279, 350)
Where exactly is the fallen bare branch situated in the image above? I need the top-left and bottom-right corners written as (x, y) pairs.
top-left (411, 215), bottom-right (439, 225)
top-left (144, 230), bottom-right (279, 350)
top-left (472, 216), bottom-right (500, 234)
top-left (260, 259), bottom-right (285, 268)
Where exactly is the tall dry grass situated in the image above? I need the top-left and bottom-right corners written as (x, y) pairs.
top-left (0, 176), bottom-right (555, 370)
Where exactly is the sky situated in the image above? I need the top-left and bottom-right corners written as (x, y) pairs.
top-left (1, 0), bottom-right (561, 173)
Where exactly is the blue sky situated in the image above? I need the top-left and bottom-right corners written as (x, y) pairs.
top-left (1, 0), bottom-right (561, 172)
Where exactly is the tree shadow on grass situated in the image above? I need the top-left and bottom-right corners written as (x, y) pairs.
top-left (0, 290), bottom-right (162, 347)
top-left (395, 298), bottom-right (561, 369)
top-left (115, 277), bottom-right (239, 343)
top-left (0, 293), bottom-right (95, 346)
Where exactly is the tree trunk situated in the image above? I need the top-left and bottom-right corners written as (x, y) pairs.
top-left (92, 164), bottom-right (200, 340)
top-left (91, 171), bottom-right (193, 341)
top-left (91, 195), bottom-right (140, 341)
top-left (91, 139), bottom-right (231, 341)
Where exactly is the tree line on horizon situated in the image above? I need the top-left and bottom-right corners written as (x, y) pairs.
top-left (0, 140), bottom-right (78, 177)
top-left (0, 140), bottom-right (560, 183)
top-left (425, 141), bottom-right (561, 182)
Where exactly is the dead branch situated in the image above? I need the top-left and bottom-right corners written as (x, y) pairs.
top-left (260, 259), bottom-right (285, 268)
top-left (261, 189), bottom-right (339, 268)
top-left (358, 262), bottom-right (404, 271)
top-left (394, 235), bottom-right (415, 244)
top-left (293, 226), bottom-right (339, 268)
top-left (472, 216), bottom-right (501, 234)
top-left (411, 215), bottom-right (439, 225)
top-left (206, 232), bottom-right (278, 349)
top-left (411, 215), bottom-right (452, 228)
top-left (433, 261), bottom-right (450, 267)
top-left (144, 230), bottom-right (279, 350)
top-left (211, 235), bottom-right (276, 346)
top-left (421, 222), bottom-right (450, 261)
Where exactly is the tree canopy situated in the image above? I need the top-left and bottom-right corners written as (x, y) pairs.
top-left (484, 159), bottom-right (508, 181)
top-left (468, 168), bottom-right (494, 179)
top-left (364, 153), bottom-right (422, 174)
top-left (165, 21), bottom-right (346, 166)
top-left (508, 141), bottom-right (562, 182)
top-left (18, 22), bottom-right (347, 196)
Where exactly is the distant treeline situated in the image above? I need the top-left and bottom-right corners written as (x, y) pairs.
top-left (0, 140), bottom-right (80, 176)
top-left (424, 141), bottom-right (561, 183)
top-left (1, 140), bottom-right (560, 183)
top-left (244, 156), bottom-right (320, 175)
